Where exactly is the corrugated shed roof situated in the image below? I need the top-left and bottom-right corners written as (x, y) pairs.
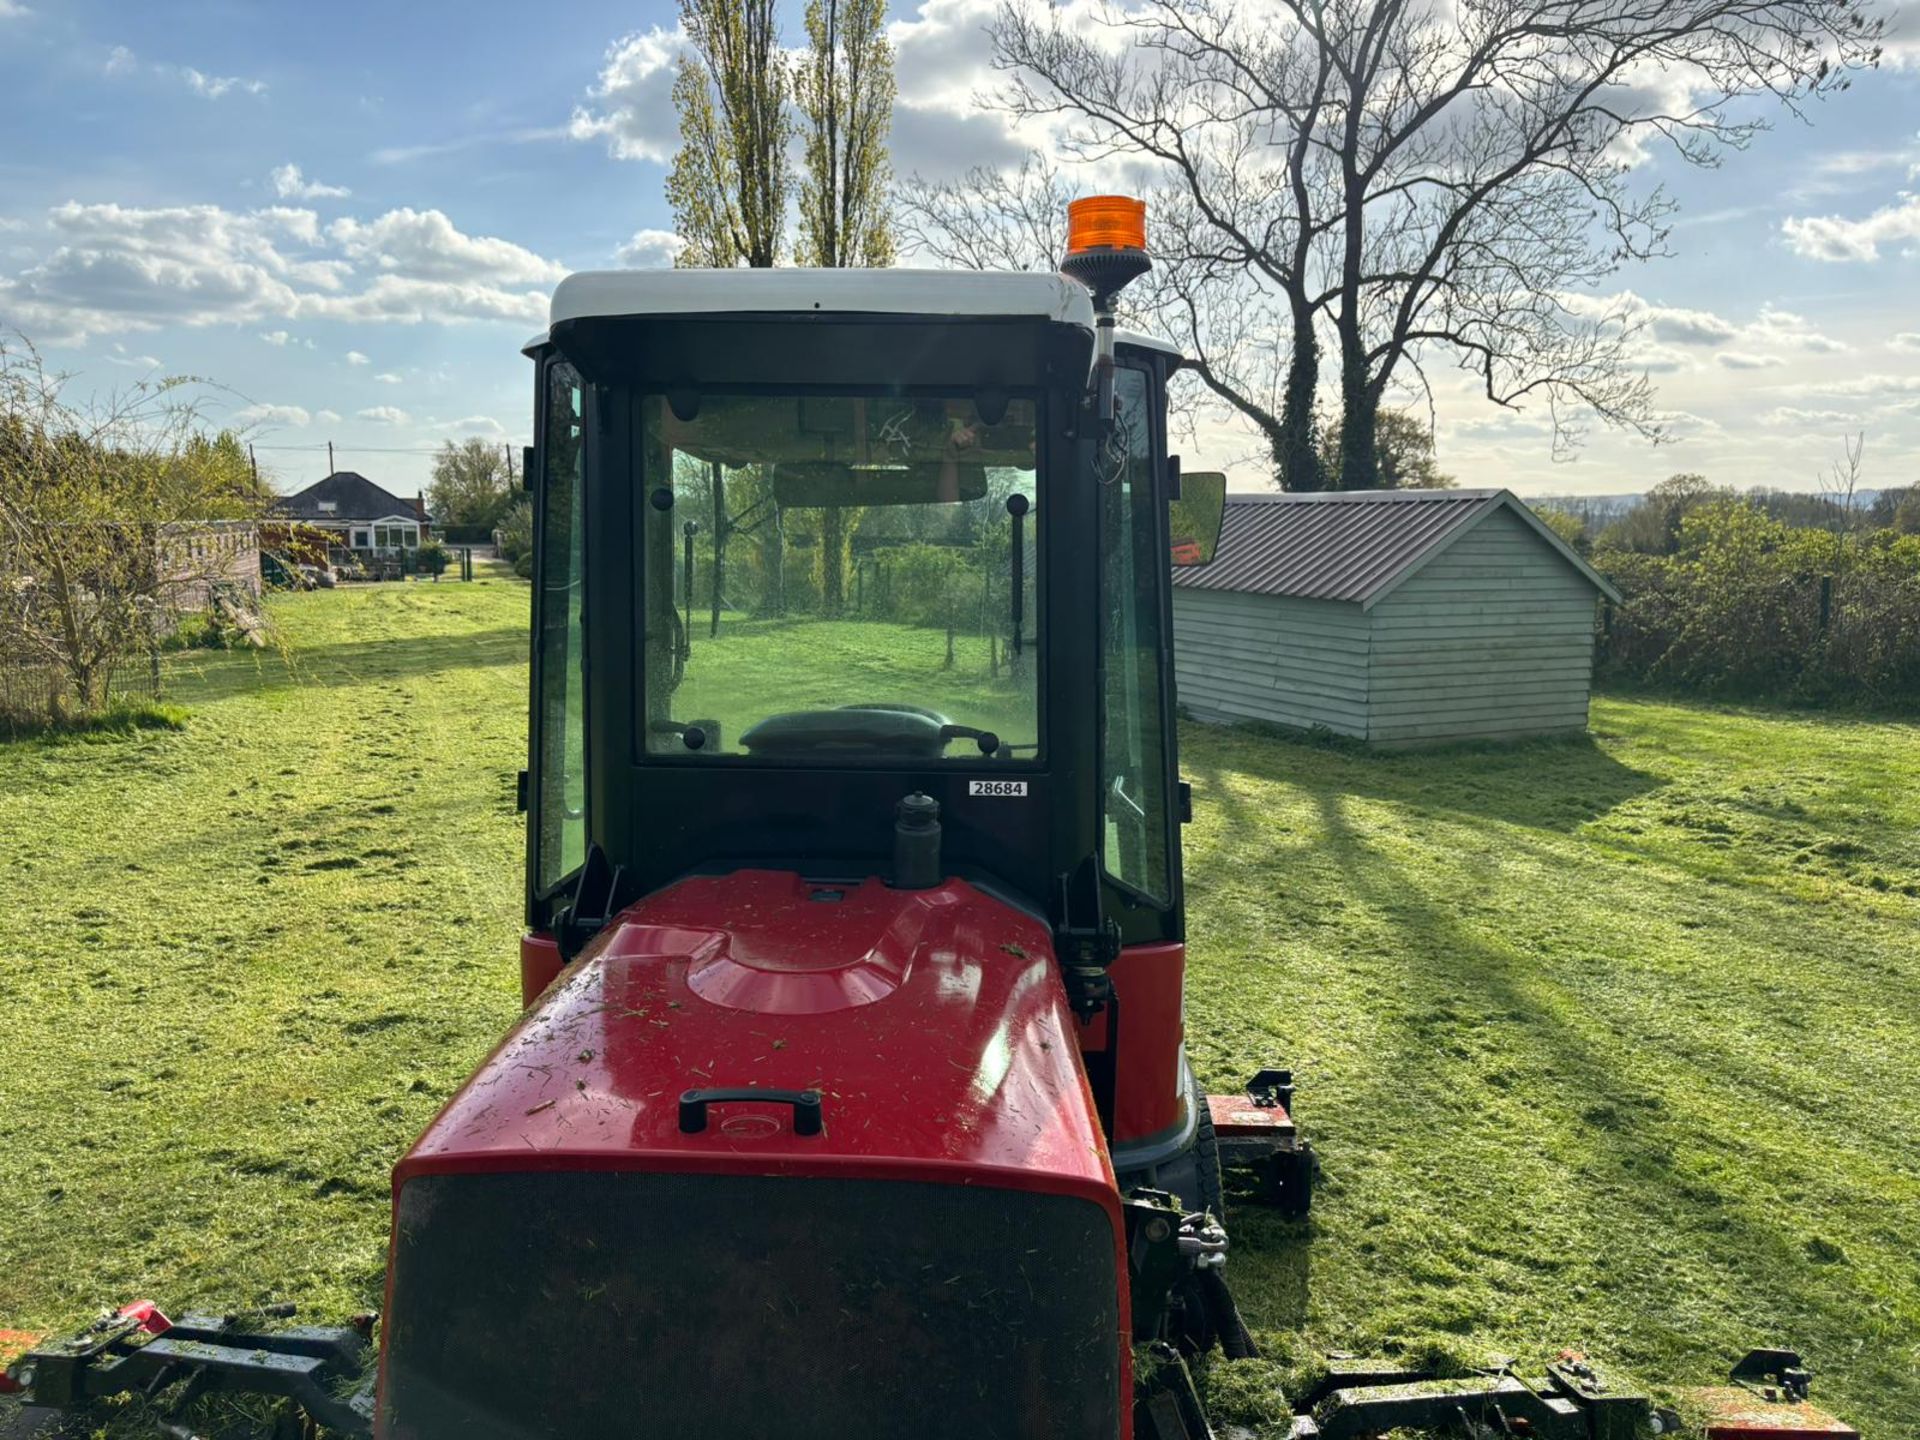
top-left (1172, 488), bottom-right (1618, 608)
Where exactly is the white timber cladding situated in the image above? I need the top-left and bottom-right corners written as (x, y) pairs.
top-left (1172, 498), bottom-right (1606, 744)
top-left (1172, 588), bottom-right (1371, 734)
top-left (1365, 505), bottom-right (1599, 744)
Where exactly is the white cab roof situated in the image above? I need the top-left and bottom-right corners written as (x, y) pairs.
top-left (1115, 329), bottom-right (1182, 360)
top-left (549, 268), bottom-right (1097, 329)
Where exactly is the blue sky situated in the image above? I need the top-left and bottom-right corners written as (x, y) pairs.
top-left (1, 0), bottom-right (1916, 498)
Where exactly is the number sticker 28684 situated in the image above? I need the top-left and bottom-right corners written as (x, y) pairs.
top-left (968, 780), bottom-right (1028, 797)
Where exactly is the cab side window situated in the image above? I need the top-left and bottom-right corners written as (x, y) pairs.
top-left (535, 362), bottom-right (586, 892)
top-left (1098, 366), bottom-right (1171, 904)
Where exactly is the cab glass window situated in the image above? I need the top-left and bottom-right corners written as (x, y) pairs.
top-left (1099, 367), bottom-right (1171, 904)
top-left (636, 391), bottom-right (1041, 764)
top-left (535, 362), bottom-right (586, 891)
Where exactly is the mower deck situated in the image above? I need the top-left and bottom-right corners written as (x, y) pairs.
top-left (1207, 1069), bottom-right (1314, 1216)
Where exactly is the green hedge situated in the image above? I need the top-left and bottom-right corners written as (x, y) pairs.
top-left (1597, 501), bottom-right (1920, 702)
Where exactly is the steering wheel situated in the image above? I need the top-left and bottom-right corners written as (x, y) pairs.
top-left (737, 705), bottom-right (954, 758)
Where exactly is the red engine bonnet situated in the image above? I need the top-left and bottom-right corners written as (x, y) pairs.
top-left (400, 871), bottom-right (1118, 1209)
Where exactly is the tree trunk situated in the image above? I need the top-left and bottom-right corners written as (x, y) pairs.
top-left (1278, 308), bottom-right (1324, 492)
top-left (766, 505), bottom-right (786, 616)
top-left (820, 507), bottom-right (846, 617)
top-left (1336, 332), bottom-right (1382, 491)
top-left (1336, 101), bottom-right (1379, 493)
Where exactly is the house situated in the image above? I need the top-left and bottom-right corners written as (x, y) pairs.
top-left (269, 471), bottom-right (432, 554)
top-left (1171, 489), bottom-right (1620, 745)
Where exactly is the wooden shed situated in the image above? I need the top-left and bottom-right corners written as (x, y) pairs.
top-left (1171, 489), bottom-right (1619, 745)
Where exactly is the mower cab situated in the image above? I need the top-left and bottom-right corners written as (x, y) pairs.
top-left (368, 203), bottom-right (1289, 1439)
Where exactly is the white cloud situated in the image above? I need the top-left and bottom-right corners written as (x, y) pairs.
top-left (104, 348), bottom-right (162, 369)
top-left (1782, 373), bottom-right (1920, 399)
top-left (1782, 195), bottom-right (1920, 262)
top-left (570, 27), bottom-right (684, 164)
top-left (616, 228), bottom-right (685, 268)
top-left (233, 402), bottom-right (311, 428)
top-left (373, 371), bottom-right (403, 384)
top-left (371, 126), bottom-right (569, 167)
top-left (306, 275), bottom-right (548, 327)
top-left (441, 415), bottom-right (507, 437)
top-left (1762, 407), bottom-right (1861, 427)
top-left (1891, 333), bottom-right (1920, 353)
top-left (0, 193), bottom-right (593, 344)
top-left (259, 329), bottom-right (292, 346)
top-left (1646, 304), bottom-right (1738, 346)
top-left (0, 202), bottom-right (316, 342)
top-left (885, 0), bottom-right (1043, 176)
top-left (357, 405), bottom-right (410, 425)
top-left (181, 67), bottom-right (267, 100)
top-left (0, 0), bottom-right (31, 17)
top-left (104, 45), bottom-right (136, 75)
top-left (1745, 306), bottom-right (1849, 355)
top-left (327, 207), bottom-right (565, 286)
top-left (270, 163), bottom-right (350, 201)
top-left (315, 408), bottom-right (341, 424)
top-left (1717, 352), bottom-right (1785, 370)
top-left (345, 349), bottom-right (370, 364)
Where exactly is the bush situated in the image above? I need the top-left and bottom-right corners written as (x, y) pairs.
top-left (495, 499), bottom-right (534, 564)
top-left (1597, 499), bottom-right (1920, 703)
top-left (513, 550), bottom-right (535, 580)
top-left (159, 613), bottom-right (225, 652)
top-left (864, 542), bottom-right (986, 629)
top-left (416, 539), bottom-right (450, 577)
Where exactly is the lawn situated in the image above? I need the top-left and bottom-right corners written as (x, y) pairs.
top-left (0, 578), bottom-right (530, 1349)
top-left (1182, 702), bottom-right (1920, 1431)
top-left (667, 613), bottom-right (1037, 751)
top-left (2, 578), bottom-right (1916, 1435)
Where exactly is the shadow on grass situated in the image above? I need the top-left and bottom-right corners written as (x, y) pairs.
top-left (1183, 720), bottom-right (1663, 834)
top-left (1250, 783), bottom-right (1910, 1421)
top-left (163, 627), bottom-right (527, 703)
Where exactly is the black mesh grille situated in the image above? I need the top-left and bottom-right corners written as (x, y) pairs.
top-left (382, 1171), bottom-right (1122, 1440)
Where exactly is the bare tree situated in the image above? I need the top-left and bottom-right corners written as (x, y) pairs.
top-left (991, 0), bottom-right (1885, 487)
top-left (1816, 430), bottom-right (1867, 532)
top-left (897, 160), bottom-right (1319, 483)
top-left (898, 155), bottom-right (1075, 272)
top-left (958, 10), bottom-right (1340, 489)
top-left (0, 337), bottom-right (265, 720)
top-left (667, 0), bottom-right (791, 269)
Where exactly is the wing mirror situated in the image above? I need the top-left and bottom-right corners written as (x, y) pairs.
top-left (1170, 471), bottom-right (1226, 567)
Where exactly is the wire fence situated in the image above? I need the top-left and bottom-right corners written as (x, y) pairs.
top-left (0, 645), bottom-right (163, 730)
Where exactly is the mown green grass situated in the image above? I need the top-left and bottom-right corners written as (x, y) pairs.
top-left (3, 580), bottom-right (1916, 1435)
top-left (1182, 702), bottom-right (1920, 1431)
top-left (0, 577), bottom-right (530, 1349)
top-left (668, 612), bottom-right (1037, 750)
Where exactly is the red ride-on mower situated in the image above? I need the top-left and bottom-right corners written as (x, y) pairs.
top-left (4, 199), bottom-right (1858, 1440)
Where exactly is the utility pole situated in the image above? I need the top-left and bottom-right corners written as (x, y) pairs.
top-left (327, 440), bottom-right (335, 475)
top-left (504, 442), bottom-right (515, 483)
top-left (248, 443), bottom-right (259, 487)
